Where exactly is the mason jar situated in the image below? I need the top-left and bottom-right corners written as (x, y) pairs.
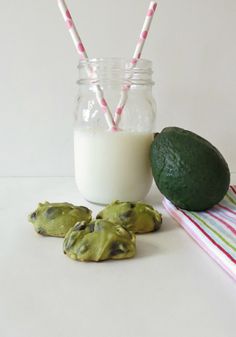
top-left (74, 58), bottom-right (157, 204)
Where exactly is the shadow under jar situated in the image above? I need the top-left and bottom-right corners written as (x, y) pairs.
top-left (74, 58), bottom-right (157, 205)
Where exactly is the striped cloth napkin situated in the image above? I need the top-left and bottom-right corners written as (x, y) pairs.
top-left (163, 186), bottom-right (236, 281)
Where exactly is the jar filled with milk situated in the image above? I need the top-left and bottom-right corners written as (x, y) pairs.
top-left (74, 58), bottom-right (156, 204)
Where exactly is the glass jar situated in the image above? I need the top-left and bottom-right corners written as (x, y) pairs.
top-left (74, 58), bottom-right (157, 204)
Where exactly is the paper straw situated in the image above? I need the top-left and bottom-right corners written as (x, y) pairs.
top-left (57, 0), bottom-right (117, 130)
top-left (114, 1), bottom-right (157, 126)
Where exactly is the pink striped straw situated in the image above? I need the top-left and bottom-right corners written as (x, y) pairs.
top-left (114, 1), bottom-right (157, 126)
top-left (57, 0), bottom-right (117, 130)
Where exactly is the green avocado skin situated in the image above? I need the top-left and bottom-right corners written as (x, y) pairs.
top-left (150, 127), bottom-right (230, 211)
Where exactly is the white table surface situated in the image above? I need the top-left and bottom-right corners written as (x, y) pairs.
top-left (0, 176), bottom-right (236, 337)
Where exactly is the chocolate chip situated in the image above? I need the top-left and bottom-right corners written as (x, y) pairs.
top-left (110, 249), bottom-right (124, 256)
top-left (44, 207), bottom-right (60, 220)
top-left (30, 212), bottom-right (37, 220)
top-left (153, 217), bottom-right (161, 231)
top-left (74, 222), bottom-right (86, 231)
top-left (119, 210), bottom-right (133, 221)
top-left (37, 227), bottom-right (47, 236)
top-left (110, 242), bottom-right (126, 256)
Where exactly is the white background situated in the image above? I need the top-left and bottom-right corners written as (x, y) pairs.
top-left (0, 0), bottom-right (235, 176)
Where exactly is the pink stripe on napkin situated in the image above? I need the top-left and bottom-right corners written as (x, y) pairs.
top-left (163, 186), bottom-right (236, 281)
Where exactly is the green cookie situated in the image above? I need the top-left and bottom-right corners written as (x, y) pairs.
top-left (96, 201), bottom-right (162, 234)
top-left (28, 202), bottom-right (92, 237)
top-left (63, 219), bottom-right (136, 262)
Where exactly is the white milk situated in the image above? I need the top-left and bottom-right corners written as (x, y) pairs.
top-left (74, 128), bottom-right (154, 204)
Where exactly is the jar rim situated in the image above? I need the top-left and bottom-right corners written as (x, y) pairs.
top-left (78, 57), bottom-right (152, 70)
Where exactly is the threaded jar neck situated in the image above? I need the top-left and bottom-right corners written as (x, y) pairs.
top-left (77, 57), bottom-right (154, 86)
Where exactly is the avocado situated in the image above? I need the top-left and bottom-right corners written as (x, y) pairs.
top-left (150, 127), bottom-right (230, 211)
